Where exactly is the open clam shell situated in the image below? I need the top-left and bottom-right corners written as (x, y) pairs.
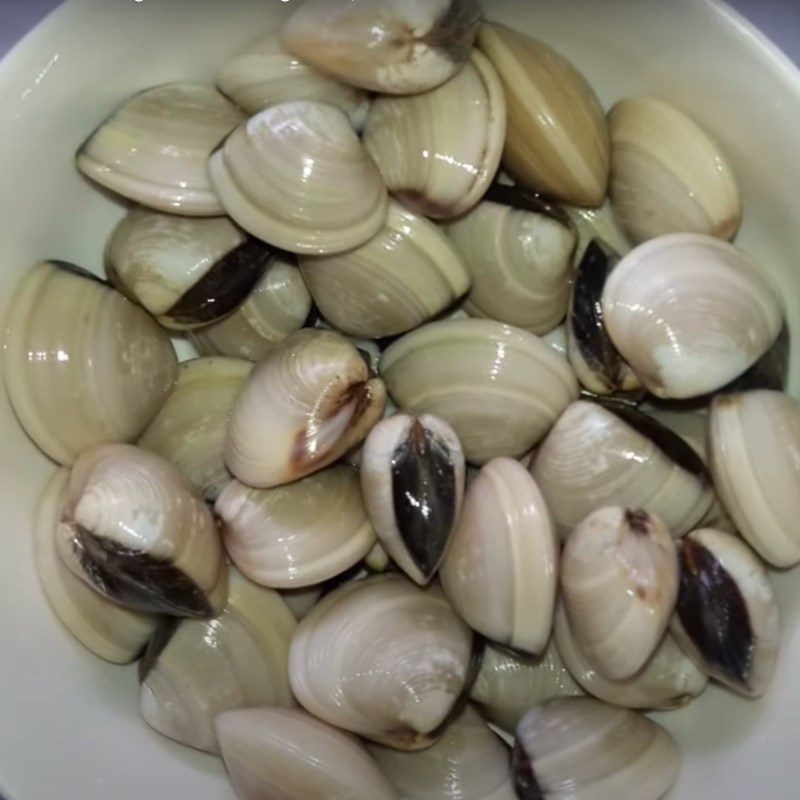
top-left (380, 319), bottom-right (579, 465)
top-left (77, 83), bottom-right (244, 216)
top-left (360, 414), bottom-right (465, 586)
top-left (2, 261), bottom-right (177, 466)
top-left (225, 328), bottom-right (387, 489)
top-left (280, 0), bottom-right (481, 95)
top-left (209, 100), bottom-right (388, 255)
top-left (440, 458), bottom-right (558, 655)
top-left (363, 51), bottom-right (506, 220)
top-left (445, 184), bottom-right (577, 334)
top-left (55, 444), bottom-right (228, 618)
top-left (139, 570), bottom-right (296, 754)
top-left (288, 574), bottom-right (473, 749)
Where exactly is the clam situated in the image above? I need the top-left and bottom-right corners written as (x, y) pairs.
top-left (189, 254), bottom-right (312, 362)
top-left (360, 414), bottom-right (465, 586)
top-left (380, 319), bottom-right (579, 465)
top-left (216, 708), bottom-right (397, 800)
top-left (444, 183), bottom-right (577, 334)
top-left (280, 0), bottom-right (481, 95)
top-left (541, 323), bottom-right (567, 359)
top-left (217, 32), bottom-right (370, 127)
top-left (216, 465), bottom-right (376, 589)
top-left (34, 469), bottom-right (158, 664)
top-left (566, 240), bottom-right (642, 395)
top-left (288, 574), bottom-right (473, 749)
top-left (671, 528), bottom-right (779, 698)
top-left (209, 101), bottom-right (388, 255)
top-left (709, 390), bottom-right (800, 567)
top-left (513, 698), bottom-right (680, 800)
top-left (368, 705), bottom-right (516, 800)
top-left (280, 586), bottom-right (322, 621)
top-left (105, 208), bottom-right (277, 331)
top-left (470, 641), bottom-right (583, 732)
top-left (561, 507), bottom-right (679, 681)
top-left (225, 328), bottom-right (387, 489)
top-left (566, 199), bottom-right (632, 264)
top-left (531, 401), bottom-right (714, 539)
top-left (55, 444), bottom-right (228, 618)
top-left (139, 570), bottom-right (296, 754)
top-left (300, 200), bottom-right (470, 339)
top-left (363, 51), bottom-right (506, 220)
top-left (139, 357), bottom-right (252, 502)
top-left (554, 604), bottom-right (707, 711)
top-left (76, 83), bottom-right (244, 216)
top-left (440, 458), bottom-right (558, 655)
top-left (2, 261), bottom-right (177, 466)
top-left (602, 233), bottom-right (784, 399)
top-left (608, 96), bottom-right (742, 244)
top-left (478, 23), bottom-right (610, 207)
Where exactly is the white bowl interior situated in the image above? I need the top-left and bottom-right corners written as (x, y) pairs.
top-left (0, 1), bottom-right (798, 797)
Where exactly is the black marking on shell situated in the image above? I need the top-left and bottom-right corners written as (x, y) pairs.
top-left (676, 537), bottom-right (754, 689)
top-left (484, 182), bottom-right (573, 228)
top-left (138, 616), bottom-right (180, 683)
top-left (511, 740), bottom-right (545, 800)
top-left (625, 508), bottom-right (651, 535)
top-left (50, 260), bottom-right (108, 285)
top-left (390, 420), bottom-right (458, 581)
top-left (426, 0), bottom-right (482, 63)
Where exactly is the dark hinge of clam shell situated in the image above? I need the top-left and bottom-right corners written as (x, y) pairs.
top-left (164, 238), bottom-right (279, 326)
top-left (391, 420), bottom-right (457, 581)
top-left (425, 0), bottom-right (482, 62)
top-left (676, 538), bottom-right (754, 688)
top-left (484, 182), bottom-right (574, 229)
top-left (511, 741), bottom-right (545, 800)
top-left (138, 617), bottom-right (181, 682)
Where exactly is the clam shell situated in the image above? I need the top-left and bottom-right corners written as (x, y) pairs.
top-left (478, 23), bottom-right (610, 207)
top-left (139, 570), bottom-right (296, 754)
top-left (2, 261), bottom-right (177, 466)
top-left (380, 319), bottom-right (579, 465)
top-left (34, 469), bottom-right (157, 664)
top-left (561, 507), bottom-right (679, 681)
top-left (363, 51), bottom-right (506, 220)
top-left (288, 574), bottom-right (473, 749)
top-left (76, 83), bottom-right (244, 216)
top-left (280, 0), bottom-right (481, 95)
top-left (440, 458), bottom-right (558, 655)
top-left (602, 233), bottom-right (784, 399)
top-left (216, 708), bottom-right (398, 800)
top-left (225, 328), bottom-right (387, 489)
top-left (216, 465), bottom-right (376, 589)
top-left (209, 100), bottom-right (388, 255)
top-left (300, 200), bottom-right (470, 339)
top-left (566, 199), bottom-right (632, 264)
top-left (280, 585), bottom-right (322, 621)
top-left (138, 357), bottom-right (252, 501)
top-left (609, 96), bottom-right (742, 244)
top-left (541, 323), bottom-right (567, 359)
top-left (365, 542), bottom-right (392, 573)
top-left (189, 254), bottom-right (312, 362)
top-left (217, 32), bottom-right (370, 127)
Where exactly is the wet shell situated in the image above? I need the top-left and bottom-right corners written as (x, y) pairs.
top-left (217, 32), bottom-right (370, 127)
top-left (56, 444), bottom-right (228, 618)
top-left (216, 465), bottom-right (376, 589)
top-left (280, 0), bottom-right (481, 95)
top-left (225, 328), bottom-right (387, 489)
top-left (445, 184), bottom-right (577, 334)
top-left (34, 469), bottom-right (157, 664)
top-left (189, 254), bottom-right (312, 362)
top-left (2, 261), bottom-right (177, 466)
top-left (209, 101), bottom-right (388, 255)
top-left (288, 574), bottom-right (473, 749)
top-left (138, 357), bottom-right (252, 502)
top-left (363, 52), bottom-right (506, 220)
top-left (380, 319), bottom-right (579, 465)
top-left (105, 208), bottom-right (277, 331)
top-left (478, 23), bottom-right (610, 207)
top-left (139, 570), bottom-right (296, 754)
top-left (300, 200), bottom-right (470, 339)
top-left (602, 234), bottom-right (784, 399)
top-left (608, 96), bottom-right (742, 244)
top-left (440, 458), bottom-right (558, 655)
top-left (76, 83), bottom-right (244, 216)
top-left (561, 507), bottom-right (679, 681)
top-left (541, 324), bottom-right (567, 359)
top-left (360, 414), bottom-right (465, 586)
top-left (671, 529), bottom-right (780, 698)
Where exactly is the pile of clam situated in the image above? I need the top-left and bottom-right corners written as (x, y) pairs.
top-left (4, 0), bottom-right (799, 798)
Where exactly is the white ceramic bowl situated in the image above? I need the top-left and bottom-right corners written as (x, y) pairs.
top-left (1, 1), bottom-right (799, 798)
